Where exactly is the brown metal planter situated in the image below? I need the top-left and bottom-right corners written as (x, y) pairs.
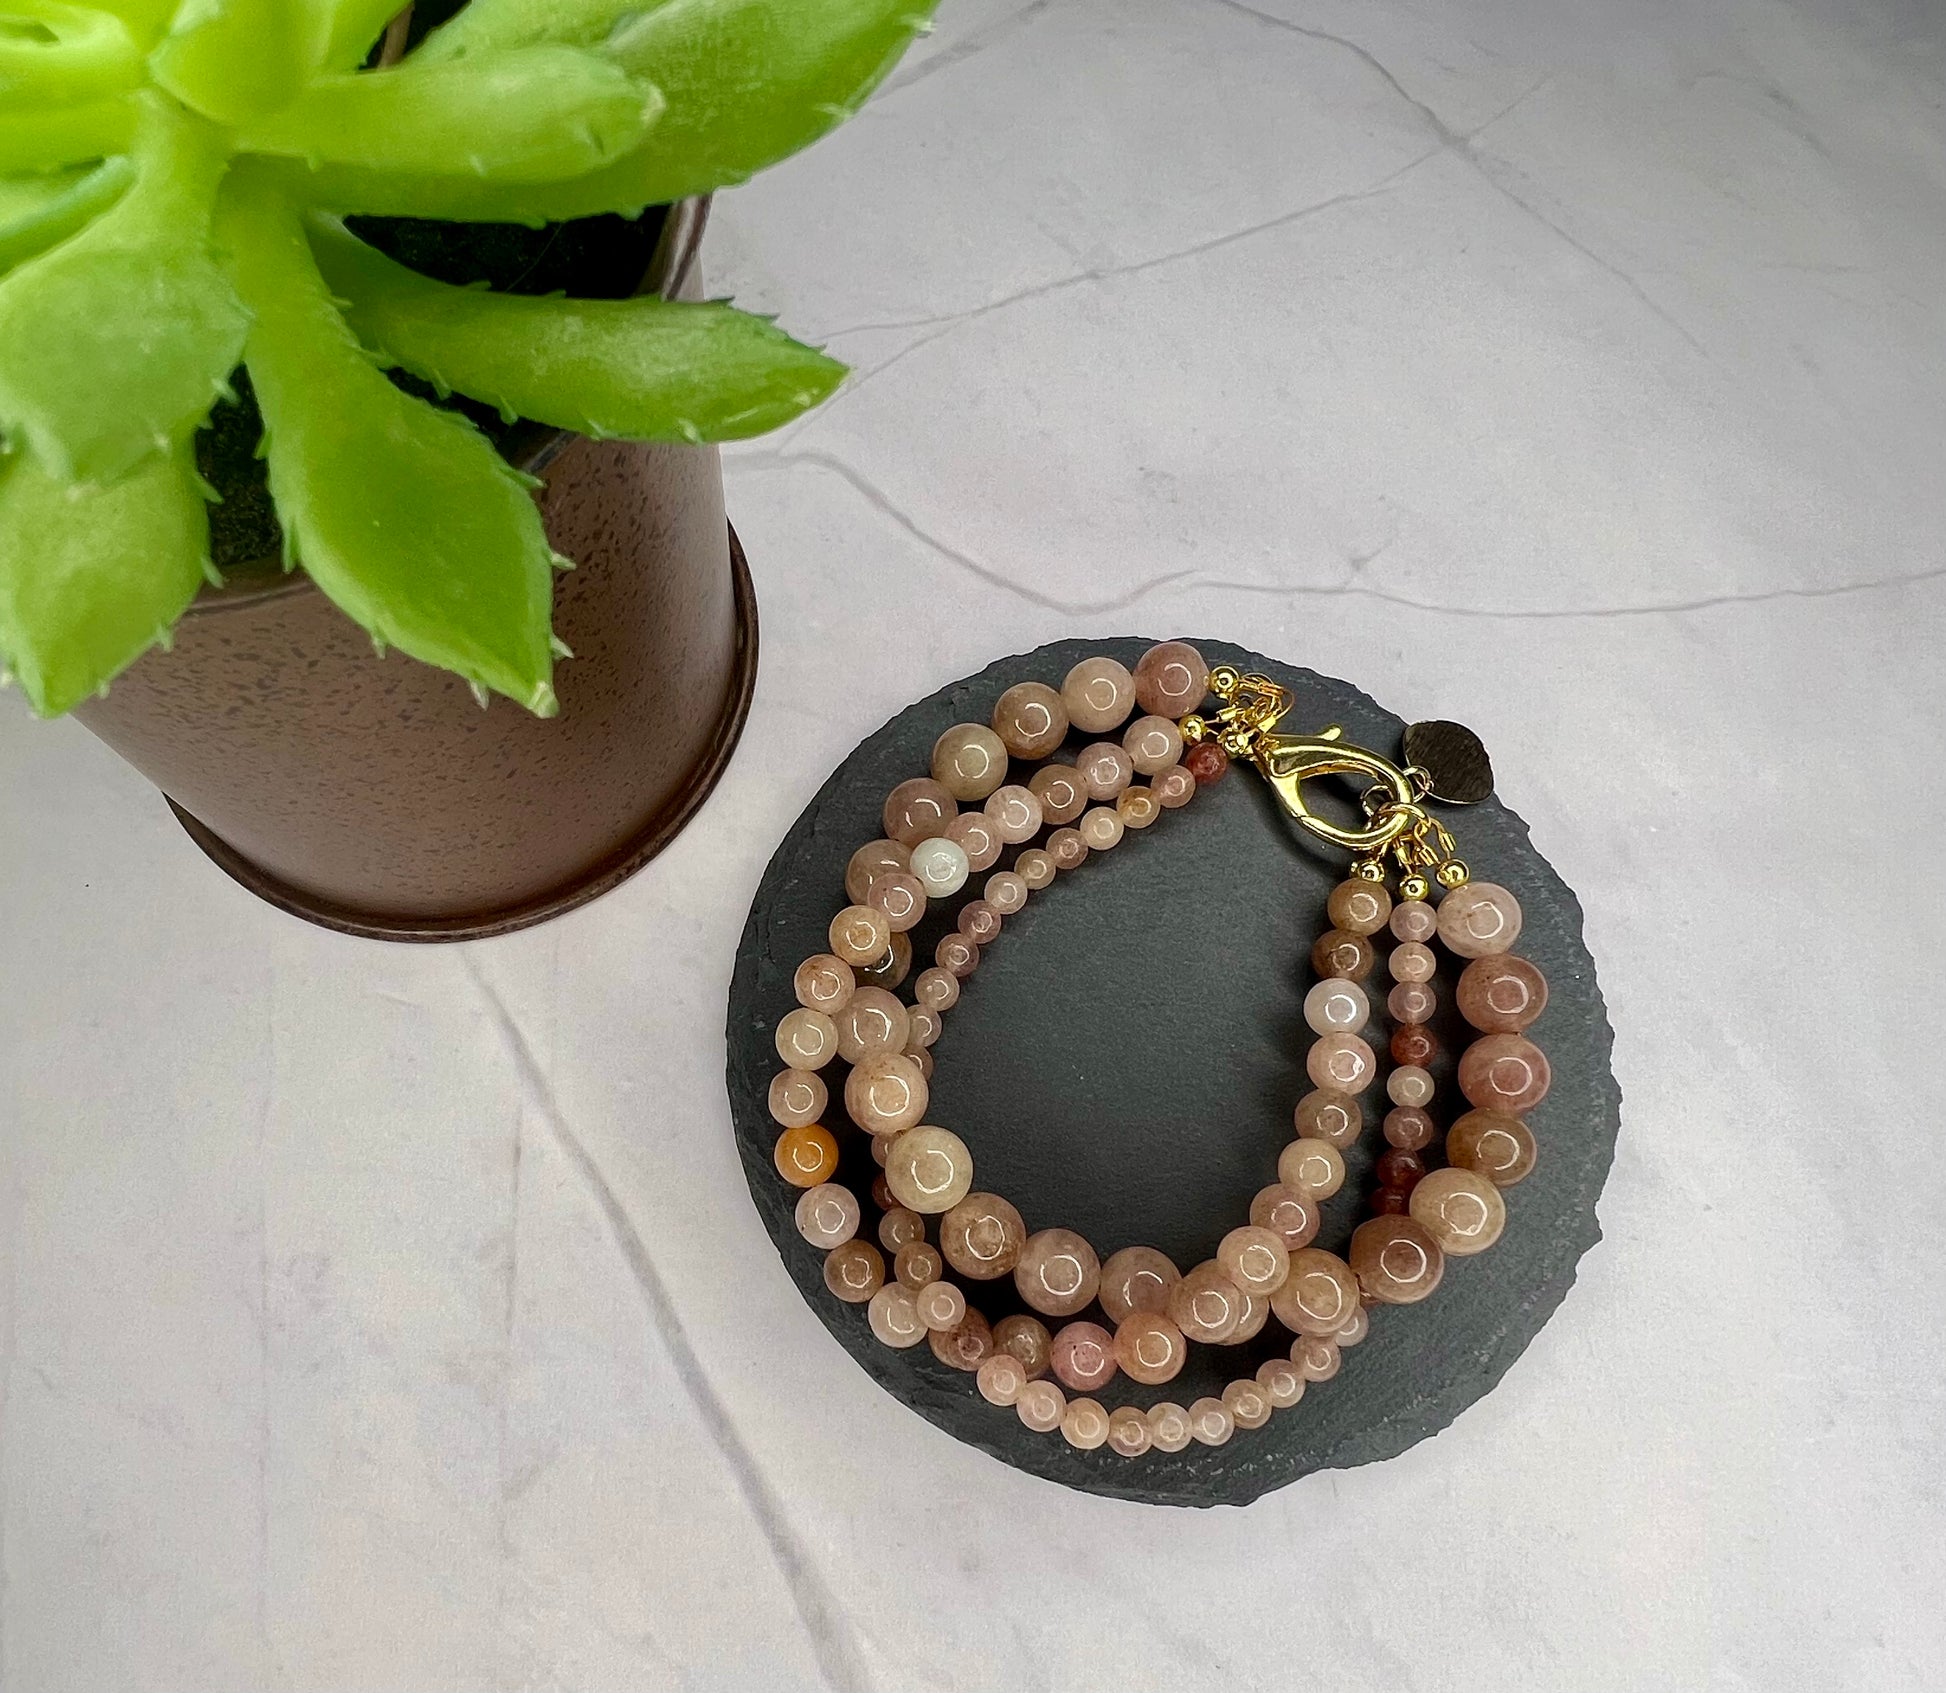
top-left (72, 199), bottom-right (756, 941)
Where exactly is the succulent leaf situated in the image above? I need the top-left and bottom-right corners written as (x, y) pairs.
top-left (322, 0), bottom-right (413, 69)
top-left (87, 0), bottom-right (183, 49)
top-left (218, 173), bottom-right (556, 714)
top-left (416, 0), bottom-right (656, 57)
top-left (239, 45), bottom-right (663, 186)
top-left (0, 440), bottom-right (210, 716)
top-left (261, 0), bottom-right (936, 220)
top-left (149, 0), bottom-right (335, 125)
top-left (314, 216), bottom-right (846, 442)
top-left (0, 1), bottom-right (144, 107)
top-left (0, 156), bottom-right (135, 273)
top-left (0, 93), bottom-right (249, 483)
top-left (0, 94), bottom-right (136, 172)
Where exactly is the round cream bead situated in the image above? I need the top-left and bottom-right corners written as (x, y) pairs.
top-left (1078, 806), bottom-right (1125, 851)
top-left (844, 1052), bottom-right (929, 1135)
top-left (768, 1069), bottom-right (827, 1128)
top-left (1015, 1378), bottom-right (1066, 1433)
top-left (915, 1280), bottom-right (967, 1332)
top-left (794, 1182), bottom-right (859, 1250)
top-left (1147, 1401), bottom-right (1193, 1453)
top-left (1279, 1136), bottom-right (1346, 1200)
top-left (977, 1351), bottom-right (1028, 1406)
top-left (1303, 977), bottom-right (1369, 1035)
top-left (775, 1008), bottom-right (838, 1070)
top-left (1122, 714), bottom-right (1184, 775)
top-left (1061, 1398), bottom-right (1111, 1449)
top-left (1387, 1064), bottom-right (1435, 1108)
top-left (907, 836), bottom-right (971, 897)
top-left (1061, 656), bottom-right (1137, 733)
top-left (884, 1124), bottom-right (974, 1212)
top-left (792, 953), bottom-right (855, 1015)
top-left (1188, 1397), bottom-right (1235, 1446)
top-left (867, 1282), bottom-right (927, 1348)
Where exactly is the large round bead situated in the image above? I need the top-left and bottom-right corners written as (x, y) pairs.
top-left (1279, 1136), bottom-right (1346, 1201)
top-left (991, 681), bottom-right (1068, 758)
top-left (994, 1313), bottom-right (1053, 1379)
top-left (1410, 1167), bottom-right (1508, 1255)
top-left (1166, 1261), bottom-right (1247, 1343)
top-left (844, 1052), bottom-right (929, 1135)
top-left (940, 1192), bottom-right (1027, 1280)
top-left (822, 1240), bottom-right (884, 1304)
top-left (1269, 1248), bottom-right (1360, 1337)
top-left (1098, 1245), bottom-right (1180, 1325)
top-left (1217, 1225), bottom-right (1291, 1298)
top-left (1458, 1033), bottom-right (1551, 1112)
top-left (1249, 1183), bottom-right (1320, 1251)
top-left (1447, 1109), bottom-right (1538, 1186)
top-left (1113, 1312), bottom-right (1187, 1385)
top-left (930, 723), bottom-right (1009, 800)
top-left (1435, 881), bottom-right (1523, 957)
top-left (883, 1124), bottom-right (972, 1212)
top-left (1456, 954), bottom-right (1549, 1032)
top-left (1307, 1032), bottom-right (1377, 1093)
top-left (834, 986), bottom-right (909, 1063)
top-left (1014, 1228), bottom-right (1101, 1316)
top-left (1062, 656), bottom-right (1137, 732)
top-left (1131, 641), bottom-right (1209, 716)
top-left (881, 777), bottom-right (957, 846)
top-left (1051, 1321), bottom-right (1118, 1392)
top-left (1350, 1216), bottom-right (1446, 1304)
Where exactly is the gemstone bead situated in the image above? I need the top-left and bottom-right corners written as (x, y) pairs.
top-left (958, 900), bottom-right (1002, 945)
top-left (1051, 1321), bottom-right (1118, 1391)
top-left (940, 1191), bottom-right (1027, 1279)
top-left (835, 985), bottom-right (909, 1062)
top-left (1107, 1407), bottom-right (1152, 1457)
top-left (884, 1123), bottom-right (972, 1211)
top-left (1078, 806), bottom-right (1124, 851)
top-left (916, 1280), bottom-right (967, 1332)
top-left (794, 1182), bottom-right (859, 1249)
top-left (1375, 1147), bottom-right (1425, 1191)
top-left (1016, 849), bottom-right (1055, 890)
top-left (1311, 929), bottom-right (1375, 980)
top-left (828, 904), bottom-right (891, 967)
top-left (1184, 740), bottom-right (1229, 784)
top-left (1113, 1312), bottom-right (1188, 1384)
top-left (1249, 1183), bottom-right (1320, 1250)
top-left (1061, 1398), bottom-right (1111, 1450)
top-left (1410, 1166), bottom-right (1508, 1255)
top-left (845, 1053), bottom-right (929, 1135)
top-left (882, 777), bottom-right (957, 846)
top-left (992, 682), bottom-right (1069, 758)
top-left (905, 1006), bottom-right (941, 1051)
top-left (977, 1352), bottom-right (1028, 1406)
top-left (894, 1240), bottom-right (942, 1289)
top-left (1335, 1304), bottom-right (1370, 1346)
top-left (1372, 1187), bottom-right (1410, 1217)
top-left (994, 1313), bottom-right (1053, 1379)
top-left (1269, 1248), bottom-right (1360, 1336)
top-left (1387, 1064), bottom-right (1435, 1108)
top-left (930, 1309), bottom-right (993, 1371)
top-left (1327, 878), bottom-right (1392, 936)
top-left (1384, 1105), bottom-right (1436, 1151)
top-left (1389, 941), bottom-right (1437, 984)
top-left (1291, 1332), bottom-right (1341, 1381)
top-left (1259, 1358), bottom-right (1306, 1410)
top-left (775, 1008), bottom-right (838, 1070)
top-left (793, 953), bottom-right (856, 1015)
top-left (1062, 656), bottom-right (1137, 732)
top-left (1116, 786), bottom-right (1160, 829)
top-left (1279, 1136), bottom-right (1346, 1200)
top-left (934, 932), bottom-right (978, 977)
top-left (985, 870), bottom-right (1027, 914)
top-left (1388, 981), bottom-right (1437, 1024)
top-left (1224, 1378), bottom-right (1273, 1431)
top-left (1098, 1245), bottom-right (1181, 1324)
top-left (845, 840), bottom-right (909, 904)
top-left (1188, 1398), bottom-right (1235, 1446)
top-left (1046, 828), bottom-right (1088, 871)
top-left (865, 870), bottom-right (926, 933)
top-left (1350, 1216), bottom-right (1446, 1304)
top-left (823, 1240), bottom-right (884, 1303)
top-left (1293, 1090), bottom-right (1361, 1148)
top-left (1447, 1109), bottom-right (1538, 1186)
top-left (1217, 1225), bottom-right (1291, 1298)
top-left (1132, 641), bottom-right (1210, 716)
top-left (1390, 1023), bottom-right (1437, 1066)
top-left (878, 1206), bottom-right (925, 1251)
top-left (983, 783), bottom-right (1044, 843)
top-left (1303, 977), bottom-right (1369, 1035)
top-left (1307, 1032), bottom-right (1377, 1094)
top-left (944, 810), bottom-right (1001, 872)
top-left (1436, 881), bottom-right (1523, 957)
top-left (1232, 1289), bottom-right (1269, 1342)
top-left (908, 836), bottom-right (971, 898)
top-left (768, 1069), bottom-right (827, 1128)
top-left (1015, 1228), bottom-right (1101, 1317)
top-left (856, 933), bottom-right (911, 991)
top-left (1153, 764), bottom-right (1197, 808)
top-left (931, 723), bottom-right (1009, 800)
top-left (1390, 898), bottom-right (1437, 942)
top-left (1122, 714), bottom-right (1184, 775)
top-left (867, 1282), bottom-right (927, 1347)
top-left (1456, 954), bottom-right (1549, 1032)
top-left (1016, 1379), bottom-right (1065, 1432)
top-left (1167, 1261), bottom-right (1247, 1343)
top-left (1147, 1402), bottom-right (1193, 1453)
top-left (1459, 1033), bottom-right (1551, 1112)
top-left (1027, 762), bottom-right (1088, 825)
top-left (914, 966), bottom-right (960, 1011)
top-left (1075, 741), bottom-right (1134, 801)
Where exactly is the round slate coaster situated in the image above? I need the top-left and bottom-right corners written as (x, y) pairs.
top-left (726, 638), bottom-right (1619, 1507)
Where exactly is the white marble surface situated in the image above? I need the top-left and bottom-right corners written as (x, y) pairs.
top-left (4, 0), bottom-right (1945, 1686)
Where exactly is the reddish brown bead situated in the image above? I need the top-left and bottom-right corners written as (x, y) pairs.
top-left (1311, 929), bottom-right (1375, 981)
top-left (1372, 1187), bottom-right (1411, 1216)
top-left (1456, 954), bottom-right (1549, 1033)
top-left (1184, 741), bottom-right (1230, 784)
top-left (929, 1308), bottom-right (994, 1372)
top-left (1375, 1148), bottom-right (1426, 1192)
top-left (1459, 1033), bottom-right (1552, 1112)
top-left (1390, 1023), bottom-right (1437, 1066)
top-left (1383, 1105), bottom-right (1436, 1151)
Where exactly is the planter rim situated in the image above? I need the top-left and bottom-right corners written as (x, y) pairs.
top-left (188, 194), bottom-right (712, 617)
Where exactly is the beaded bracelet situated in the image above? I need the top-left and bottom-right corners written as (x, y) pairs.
top-left (768, 642), bottom-right (1549, 1459)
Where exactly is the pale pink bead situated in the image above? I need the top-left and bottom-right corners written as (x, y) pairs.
top-left (977, 1351), bottom-right (1028, 1406)
top-left (1217, 1225), bottom-right (1291, 1298)
top-left (1303, 977), bottom-right (1369, 1035)
top-left (1389, 941), bottom-right (1437, 983)
top-left (878, 1206), bottom-right (925, 1251)
top-left (883, 1123), bottom-right (972, 1211)
top-left (1098, 1245), bottom-right (1180, 1325)
top-left (1107, 1406), bottom-right (1152, 1457)
top-left (867, 1281), bottom-right (927, 1348)
top-left (894, 1240), bottom-right (941, 1289)
top-left (1249, 1183), bottom-right (1320, 1250)
top-left (1188, 1397), bottom-right (1235, 1446)
top-left (1015, 1379), bottom-right (1066, 1433)
top-left (1061, 1397), bottom-right (1111, 1450)
top-left (1270, 1249), bottom-right (1360, 1338)
top-left (1147, 1401), bottom-right (1193, 1453)
top-left (940, 1192), bottom-right (1026, 1280)
top-left (793, 953), bottom-right (855, 1015)
top-left (985, 870), bottom-right (1028, 914)
top-left (845, 1052), bottom-right (929, 1135)
top-left (1256, 1356), bottom-right (1305, 1408)
top-left (1075, 741), bottom-right (1134, 801)
top-left (1028, 763), bottom-right (1088, 825)
top-left (1306, 1031), bottom-right (1376, 1093)
top-left (1335, 1304), bottom-right (1370, 1346)
top-left (930, 723), bottom-right (1009, 801)
top-left (1390, 898), bottom-right (1438, 942)
top-left (1279, 1136), bottom-right (1347, 1200)
top-left (914, 966), bottom-right (960, 1011)
top-left (1389, 980), bottom-right (1437, 1024)
top-left (916, 1280), bottom-right (967, 1332)
top-left (958, 900), bottom-right (1002, 945)
top-left (1062, 656), bottom-right (1137, 733)
top-left (1292, 1332), bottom-right (1342, 1381)
top-left (844, 840), bottom-right (908, 904)
top-left (1436, 881), bottom-right (1523, 957)
top-left (908, 1047), bottom-right (933, 1081)
top-left (983, 783), bottom-right (1044, 844)
top-left (1167, 1261), bottom-right (1246, 1343)
top-left (768, 1069), bottom-right (827, 1128)
top-left (1153, 764), bottom-right (1197, 808)
top-left (1015, 1228), bottom-right (1101, 1317)
top-left (1132, 641), bottom-right (1210, 716)
top-left (992, 681), bottom-right (1068, 758)
top-left (1046, 828), bottom-right (1088, 871)
top-left (905, 1005), bottom-right (941, 1050)
top-left (1113, 1312), bottom-right (1187, 1384)
top-left (908, 840), bottom-right (973, 905)
top-left (1387, 1064), bottom-right (1435, 1108)
top-left (1122, 714), bottom-right (1184, 776)
top-left (835, 985), bottom-right (909, 1063)
top-left (934, 932), bottom-right (978, 977)
top-left (1051, 1321), bottom-right (1118, 1391)
top-left (1232, 1288), bottom-right (1270, 1342)
top-left (865, 870), bottom-right (926, 934)
top-left (944, 810), bottom-right (1001, 873)
top-left (1015, 849), bottom-right (1055, 890)
top-left (1224, 1377), bottom-right (1274, 1430)
top-left (882, 777), bottom-right (957, 846)
top-left (775, 1008), bottom-right (838, 1070)
top-left (1078, 806), bottom-right (1124, 851)
top-left (794, 1182), bottom-right (859, 1249)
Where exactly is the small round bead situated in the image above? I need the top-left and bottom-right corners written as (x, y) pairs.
top-left (867, 1281), bottom-right (927, 1348)
top-left (1098, 1245), bottom-right (1181, 1325)
top-left (835, 986), bottom-right (909, 1063)
top-left (929, 1309), bottom-right (992, 1371)
top-left (1153, 764), bottom-right (1197, 807)
top-left (1389, 941), bottom-right (1437, 984)
top-left (1113, 1312), bottom-right (1187, 1384)
top-left (908, 1046), bottom-right (934, 1081)
top-left (1232, 1288), bottom-right (1269, 1343)
top-left (871, 1175), bottom-right (894, 1210)
top-left (1387, 1065), bottom-right (1435, 1108)
top-left (1166, 1261), bottom-right (1247, 1343)
top-left (1107, 1406), bottom-right (1152, 1457)
top-left (1116, 786), bottom-right (1160, 829)
top-left (823, 1239), bottom-right (884, 1303)
top-left (1459, 1033), bottom-right (1551, 1112)
top-left (768, 1069), bottom-right (827, 1128)
top-left (992, 681), bottom-right (1069, 758)
top-left (1014, 1228), bottom-right (1101, 1317)
top-left (994, 1313), bottom-right (1053, 1379)
top-left (1122, 714), bottom-right (1184, 776)
top-left (1293, 1090), bottom-right (1361, 1148)
top-left (1388, 981), bottom-right (1437, 1024)
top-left (940, 1191), bottom-right (1027, 1279)
top-left (1448, 1109), bottom-right (1538, 1186)
top-left (1257, 1357), bottom-right (1305, 1408)
top-left (1147, 1401), bottom-right (1193, 1453)
top-left (1062, 656), bottom-right (1137, 733)
top-left (1279, 1136), bottom-right (1346, 1200)
top-left (878, 1206), bottom-right (925, 1251)
top-left (914, 966), bottom-right (961, 1011)
top-left (1436, 881), bottom-right (1524, 957)
top-left (1183, 740), bottom-right (1229, 784)
top-left (1061, 1398), bottom-right (1111, 1450)
top-left (1051, 1321), bottom-right (1118, 1392)
top-left (977, 1351), bottom-right (1028, 1406)
top-left (1384, 1105), bottom-right (1436, 1151)
top-left (894, 1240), bottom-right (943, 1289)
top-left (1350, 1216), bottom-right (1446, 1304)
top-left (1307, 1031), bottom-right (1377, 1094)
top-left (1335, 1304), bottom-right (1370, 1346)
top-left (915, 1280), bottom-right (967, 1332)
top-left (1224, 1378), bottom-right (1273, 1431)
top-left (845, 840), bottom-right (908, 904)
top-left (1456, 954), bottom-right (1549, 1033)
top-left (794, 1182), bottom-right (859, 1249)
top-left (884, 1124), bottom-right (972, 1212)
top-left (1291, 1332), bottom-right (1341, 1381)
top-left (856, 932), bottom-right (911, 991)
top-left (944, 810), bottom-right (1001, 872)
top-left (1078, 806), bottom-right (1125, 851)
top-left (869, 1134), bottom-right (891, 1167)
top-left (1311, 929), bottom-right (1375, 980)
top-left (985, 870), bottom-right (1028, 914)
top-left (1390, 898), bottom-right (1438, 942)
top-left (934, 932), bottom-right (979, 977)
top-left (1188, 1398), bottom-right (1234, 1446)
top-left (845, 1053), bottom-right (929, 1135)
top-left (1303, 977), bottom-right (1369, 1035)
top-left (908, 837), bottom-right (971, 898)
top-left (983, 783), bottom-right (1044, 844)
top-left (865, 870), bottom-right (926, 933)
top-left (1375, 1147), bottom-right (1426, 1191)
top-left (1027, 762), bottom-right (1088, 825)
top-left (1390, 1023), bottom-right (1437, 1067)
top-left (775, 1008), bottom-right (838, 1070)
top-left (905, 1006), bottom-right (941, 1051)
top-left (793, 953), bottom-right (856, 1015)
top-left (1217, 1225), bottom-right (1291, 1298)
top-left (1410, 1166), bottom-right (1508, 1255)
top-left (958, 900), bottom-right (1002, 945)
top-left (881, 777), bottom-right (957, 846)
top-left (1046, 828), bottom-right (1088, 871)
top-left (1016, 1378), bottom-right (1066, 1432)
top-left (1372, 1187), bottom-right (1411, 1216)
top-left (931, 723), bottom-right (1009, 801)
top-left (1270, 1248), bottom-right (1361, 1336)
top-left (1327, 878), bottom-right (1392, 936)
top-left (828, 904), bottom-right (892, 967)
top-left (1133, 641), bottom-right (1210, 716)
top-left (1250, 1183), bottom-right (1320, 1251)
top-left (1075, 741), bottom-right (1134, 801)
top-left (1015, 849), bottom-right (1055, 890)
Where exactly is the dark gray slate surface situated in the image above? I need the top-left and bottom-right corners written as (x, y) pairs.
top-left (726, 638), bottom-right (1619, 1506)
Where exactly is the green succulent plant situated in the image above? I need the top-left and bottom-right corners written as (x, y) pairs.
top-left (0, 0), bottom-right (935, 716)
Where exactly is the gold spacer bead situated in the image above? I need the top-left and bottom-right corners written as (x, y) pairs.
top-left (1436, 859), bottom-right (1471, 889)
top-left (1351, 858), bottom-right (1386, 882)
top-left (1209, 665), bottom-right (1243, 698)
top-left (1400, 873), bottom-right (1431, 901)
top-left (1180, 714), bottom-right (1209, 744)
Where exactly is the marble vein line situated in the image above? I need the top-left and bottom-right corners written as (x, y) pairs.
top-left (459, 957), bottom-right (875, 1693)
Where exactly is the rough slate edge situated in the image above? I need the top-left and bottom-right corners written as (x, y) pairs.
top-left (726, 638), bottom-right (1621, 1508)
